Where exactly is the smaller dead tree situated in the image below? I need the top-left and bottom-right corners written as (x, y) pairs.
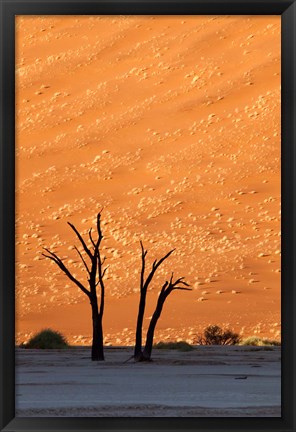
top-left (134, 242), bottom-right (174, 361)
top-left (134, 242), bottom-right (191, 361)
top-left (142, 274), bottom-right (191, 361)
top-left (42, 212), bottom-right (107, 361)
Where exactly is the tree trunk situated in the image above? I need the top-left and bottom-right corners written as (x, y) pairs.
top-left (142, 294), bottom-right (165, 361)
top-left (91, 302), bottom-right (104, 361)
top-left (134, 292), bottom-right (146, 360)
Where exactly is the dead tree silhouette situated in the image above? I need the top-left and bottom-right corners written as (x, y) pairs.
top-left (134, 241), bottom-right (191, 362)
top-left (42, 211), bottom-right (107, 361)
top-left (142, 274), bottom-right (191, 360)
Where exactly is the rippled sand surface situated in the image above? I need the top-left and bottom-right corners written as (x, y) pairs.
top-left (16, 16), bottom-right (281, 345)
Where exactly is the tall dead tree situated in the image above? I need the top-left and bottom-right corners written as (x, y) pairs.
top-left (42, 212), bottom-right (107, 361)
top-left (134, 242), bottom-right (191, 361)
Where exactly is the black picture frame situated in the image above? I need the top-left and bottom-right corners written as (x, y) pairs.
top-left (0, 0), bottom-right (295, 431)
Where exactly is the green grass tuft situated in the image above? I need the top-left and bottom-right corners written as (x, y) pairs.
top-left (154, 341), bottom-right (194, 351)
top-left (23, 329), bottom-right (69, 349)
top-left (240, 336), bottom-right (281, 346)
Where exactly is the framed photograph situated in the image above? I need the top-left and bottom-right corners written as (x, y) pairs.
top-left (1, 0), bottom-right (295, 431)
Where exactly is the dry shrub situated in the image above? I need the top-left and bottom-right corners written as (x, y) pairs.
top-left (196, 325), bottom-right (241, 345)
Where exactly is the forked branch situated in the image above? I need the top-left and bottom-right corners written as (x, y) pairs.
top-left (42, 247), bottom-right (90, 298)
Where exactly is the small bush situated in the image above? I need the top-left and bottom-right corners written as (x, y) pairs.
top-left (24, 329), bottom-right (69, 349)
top-left (196, 325), bottom-right (241, 345)
top-left (154, 341), bottom-right (194, 351)
top-left (240, 336), bottom-right (281, 346)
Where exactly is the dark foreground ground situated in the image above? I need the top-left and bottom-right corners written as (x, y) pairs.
top-left (15, 346), bottom-right (281, 417)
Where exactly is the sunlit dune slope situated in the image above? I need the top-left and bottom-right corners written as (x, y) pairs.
top-left (16, 15), bottom-right (281, 345)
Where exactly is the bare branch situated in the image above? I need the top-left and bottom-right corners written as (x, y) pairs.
top-left (171, 277), bottom-right (190, 287)
top-left (171, 286), bottom-right (192, 292)
top-left (42, 248), bottom-right (90, 298)
top-left (140, 241), bottom-right (148, 258)
top-left (88, 228), bottom-right (96, 249)
top-left (153, 249), bottom-right (175, 270)
top-left (164, 275), bottom-right (192, 297)
top-left (102, 265), bottom-right (109, 279)
top-left (95, 262), bottom-right (108, 286)
top-left (74, 246), bottom-right (90, 275)
top-left (144, 248), bottom-right (175, 291)
top-left (97, 211), bottom-right (103, 241)
top-left (140, 241), bottom-right (147, 290)
top-left (68, 222), bottom-right (92, 259)
top-left (160, 281), bottom-right (168, 295)
top-left (88, 213), bottom-right (104, 294)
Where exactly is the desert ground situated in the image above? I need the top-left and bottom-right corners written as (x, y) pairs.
top-left (15, 16), bottom-right (281, 346)
top-left (15, 346), bottom-right (281, 417)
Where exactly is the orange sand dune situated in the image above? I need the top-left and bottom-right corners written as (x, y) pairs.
top-left (15, 15), bottom-right (281, 345)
